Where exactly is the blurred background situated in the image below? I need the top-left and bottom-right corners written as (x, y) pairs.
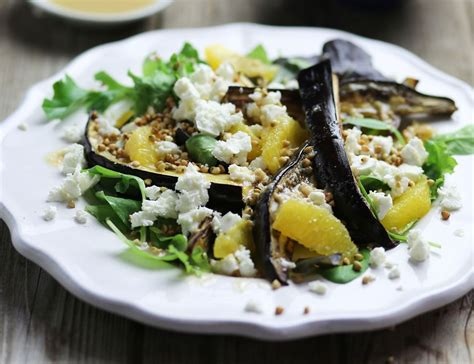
top-left (0, 1), bottom-right (472, 363)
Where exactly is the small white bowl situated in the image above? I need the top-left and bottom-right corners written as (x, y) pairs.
top-left (29, 0), bottom-right (173, 25)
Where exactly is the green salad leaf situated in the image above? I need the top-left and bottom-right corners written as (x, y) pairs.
top-left (42, 42), bottom-right (202, 121)
top-left (319, 249), bottom-right (370, 284)
top-left (272, 57), bottom-right (312, 84)
top-left (247, 44), bottom-right (270, 64)
top-left (343, 117), bottom-right (405, 145)
top-left (95, 191), bottom-right (141, 227)
top-left (185, 134), bottom-right (219, 166)
top-left (359, 175), bottom-right (390, 192)
top-left (422, 139), bottom-right (457, 198)
top-left (432, 125), bottom-right (474, 155)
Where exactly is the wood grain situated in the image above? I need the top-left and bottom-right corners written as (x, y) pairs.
top-left (0, 0), bottom-right (472, 363)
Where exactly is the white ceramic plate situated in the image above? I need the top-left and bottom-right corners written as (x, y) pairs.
top-left (1, 24), bottom-right (473, 340)
top-left (29, 0), bottom-right (173, 25)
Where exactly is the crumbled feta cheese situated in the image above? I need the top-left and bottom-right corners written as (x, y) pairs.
top-left (47, 166), bottom-right (99, 202)
top-left (145, 186), bottom-right (162, 201)
top-left (61, 144), bottom-right (86, 175)
top-left (308, 190), bottom-right (332, 212)
top-left (285, 79), bottom-right (299, 89)
top-left (211, 254), bottom-right (239, 275)
top-left (194, 101), bottom-right (243, 136)
top-left (175, 164), bottom-right (211, 212)
top-left (388, 266), bottom-right (400, 279)
top-left (308, 281), bottom-right (327, 295)
top-left (228, 164), bottom-right (255, 183)
top-left (369, 135), bottom-right (393, 155)
top-left (177, 207), bottom-right (213, 236)
top-left (244, 299), bottom-right (265, 314)
top-left (454, 228), bottom-right (465, 237)
top-left (212, 131), bottom-right (252, 165)
top-left (369, 247), bottom-right (386, 268)
top-left (130, 211), bottom-right (156, 228)
top-left (155, 141), bottom-right (180, 155)
top-left (215, 62), bottom-right (235, 82)
top-left (74, 209), bottom-right (88, 224)
top-left (211, 246), bottom-right (257, 277)
top-left (350, 155), bottom-right (378, 176)
top-left (407, 229), bottom-right (430, 262)
top-left (344, 127), bottom-right (362, 155)
top-left (368, 191), bottom-right (393, 219)
top-left (259, 104), bottom-right (288, 126)
top-left (234, 246), bottom-right (257, 277)
top-left (17, 122), bottom-right (28, 131)
top-left (385, 174), bottom-right (410, 198)
top-left (212, 211), bottom-right (242, 234)
top-left (249, 156), bottom-right (266, 171)
top-left (401, 137), bottom-right (428, 166)
top-left (438, 185), bottom-right (462, 211)
top-left (62, 125), bottom-right (82, 143)
top-left (142, 190), bottom-right (179, 218)
top-left (42, 205), bottom-right (57, 221)
top-left (96, 116), bottom-right (120, 136)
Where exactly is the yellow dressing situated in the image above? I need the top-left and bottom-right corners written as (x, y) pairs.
top-left (50, 0), bottom-right (156, 14)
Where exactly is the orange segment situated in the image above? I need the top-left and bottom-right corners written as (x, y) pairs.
top-left (214, 220), bottom-right (254, 258)
top-left (382, 178), bottom-right (431, 232)
top-left (273, 199), bottom-right (356, 257)
top-left (124, 126), bottom-right (159, 168)
top-left (261, 119), bottom-right (308, 174)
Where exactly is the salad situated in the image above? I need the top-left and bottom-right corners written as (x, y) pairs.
top-left (40, 39), bottom-right (473, 286)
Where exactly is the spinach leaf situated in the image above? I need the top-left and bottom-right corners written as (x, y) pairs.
top-left (95, 191), bottom-right (141, 226)
top-left (185, 134), bottom-right (219, 166)
top-left (42, 75), bottom-right (89, 120)
top-left (86, 165), bottom-right (147, 200)
top-left (149, 227), bottom-right (188, 251)
top-left (190, 246), bottom-right (211, 272)
top-left (432, 125), bottom-right (474, 155)
top-left (247, 44), bottom-right (270, 64)
top-left (86, 204), bottom-right (129, 233)
top-left (359, 175), bottom-right (390, 192)
top-left (422, 140), bottom-right (457, 198)
top-left (272, 57), bottom-right (312, 84)
top-left (319, 249), bottom-right (370, 284)
top-left (343, 117), bottom-right (405, 145)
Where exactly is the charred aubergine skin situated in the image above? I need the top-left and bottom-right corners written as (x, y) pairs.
top-left (298, 60), bottom-right (396, 249)
top-left (83, 117), bottom-right (244, 214)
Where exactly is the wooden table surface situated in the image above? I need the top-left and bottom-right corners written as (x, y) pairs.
top-left (0, 0), bottom-right (472, 363)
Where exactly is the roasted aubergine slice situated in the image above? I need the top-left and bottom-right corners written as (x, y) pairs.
top-left (84, 117), bottom-right (244, 214)
top-left (298, 60), bottom-right (396, 250)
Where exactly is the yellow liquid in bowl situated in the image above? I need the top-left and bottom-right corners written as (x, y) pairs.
top-left (50, 0), bottom-right (156, 14)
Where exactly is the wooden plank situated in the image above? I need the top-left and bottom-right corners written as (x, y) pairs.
top-left (0, 0), bottom-right (472, 363)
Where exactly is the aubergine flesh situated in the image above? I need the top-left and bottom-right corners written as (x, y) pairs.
top-left (298, 60), bottom-right (396, 250)
top-left (84, 117), bottom-right (244, 214)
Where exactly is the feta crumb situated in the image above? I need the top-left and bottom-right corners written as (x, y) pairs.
top-left (211, 254), bottom-right (239, 275)
top-left (215, 62), bottom-right (235, 81)
top-left (130, 211), bottom-right (156, 228)
top-left (194, 101), bottom-right (243, 136)
top-left (17, 122), bottom-right (28, 131)
top-left (212, 131), bottom-right (252, 165)
top-left (177, 207), bottom-right (213, 236)
top-left (96, 116), bottom-right (120, 136)
top-left (61, 144), bottom-right (86, 175)
top-left (175, 164), bottom-right (211, 212)
top-left (453, 228), bottom-right (465, 237)
top-left (244, 299), bottom-right (265, 314)
top-left (145, 186), bottom-right (162, 201)
top-left (47, 166), bottom-right (99, 202)
top-left (259, 104), bottom-right (288, 126)
top-left (388, 266), bottom-right (400, 279)
top-left (401, 137), bottom-right (428, 166)
top-left (142, 190), bottom-right (179, 218)
top-left (74, 209), bottom-right (88, 224)
top-left (62, 125), bottom-right (82, 143)
top-left (42, 205), bottom-right (57, 221)
top-left (308, 281), bottom-right (327, 295)
top-left (368, 191), bottom-right (393, 220)
top-left (249, 156), bottom-right (266, 171)
top-left (155, 141), bottom-right (180, 155)
top-left (344, 127), bottom-right (362, 155)
top-left (212, 211), bottom-right (242, 234)
top-left (438, 185), bottom-right (462, 211)
top-left (277, 257), bottom-right (296, 270)
top-left (407, 229), bottom-right (430, 262)
top-left (369, 135), bottom-right (393, 155)
top-left (369, 247), bottom-right (386, 268)
top-left (350, 155), bottom-right (378, 176)
top-left (228, 164), bottom-right (255, 183)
